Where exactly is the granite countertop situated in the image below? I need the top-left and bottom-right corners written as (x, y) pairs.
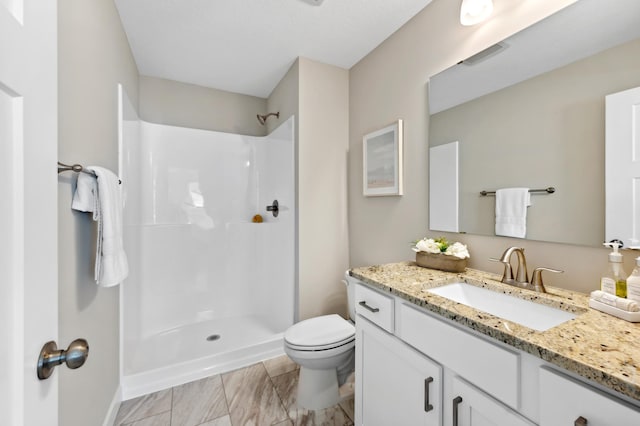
top-left (350, 261), bottom-right (640, 402)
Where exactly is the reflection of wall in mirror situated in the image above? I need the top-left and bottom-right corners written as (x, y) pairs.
top-left (429, 38), bottom-right (640, 247)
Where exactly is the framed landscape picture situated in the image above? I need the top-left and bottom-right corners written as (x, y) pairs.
top-left (363, 119), bottom-right (403, 196)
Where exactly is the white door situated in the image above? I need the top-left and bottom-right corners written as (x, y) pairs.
top-left (0, 1), bottom-right (59, 425)
top-left (605, 86), bottom-right (640, 247)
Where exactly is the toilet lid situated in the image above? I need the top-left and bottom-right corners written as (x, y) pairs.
top-left (285, 314), bottom-right (355, 349)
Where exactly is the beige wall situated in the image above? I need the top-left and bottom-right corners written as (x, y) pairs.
top-left (139, 75), bottom-right (267, 136)
top-left (58, 0), bottom-right (138, 424)
top-left (267, 60), bottom-right (299, 136)
top-left (267, 58), bottom-right (350, 321)
top-left (298, 58), bottom-right (350, 320)
top-left (430, 39), bottom-right (640, 247)
top-left (347, 0), bottom-right (629, 295)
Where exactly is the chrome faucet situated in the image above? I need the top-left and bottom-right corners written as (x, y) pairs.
top-left (491, 247), bottom-right (528, 285)
top-left (490, 247), bottom-right (562, 293)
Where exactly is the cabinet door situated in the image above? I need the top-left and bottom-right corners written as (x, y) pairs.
top-left (356, 317), bottom-right (442, 426)
top-left (540, 367), bottom-right (640, 426)
top-left (450, 377), bottom-right (535, 426)
top-left (400, 302), bottom-right (520, 409)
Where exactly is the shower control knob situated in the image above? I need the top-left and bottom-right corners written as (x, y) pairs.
top-left (266, 200), bottom-right (279, 217)
top-left (37, 338), bottom-right (89, 380)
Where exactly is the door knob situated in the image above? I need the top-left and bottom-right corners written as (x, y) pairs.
top-left (37, 338), bottom-right (89, 380)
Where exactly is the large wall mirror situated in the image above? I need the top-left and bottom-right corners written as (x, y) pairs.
top-left (428, 0), bottom-right (640, 247)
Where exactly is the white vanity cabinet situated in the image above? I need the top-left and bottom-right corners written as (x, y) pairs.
top-left (539, 367), bottom-right (640, 426)
top-left (354, 283), bottom-right (442, 425)
top-left (450, 376), bottom-right (535, 426)
top-left (399, 302), bottom-right (521, 410)
top-left (355, 282), bottom-right (529, 426)
top-left (354, 281), bottom-right (640, 426)
top-left (399, 301), bottom-right (536, 426)
top-left (356, 317), bottom-right (443, 426)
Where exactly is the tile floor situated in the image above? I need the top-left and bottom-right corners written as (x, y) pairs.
top-left (115, 355), bottom-right (355, 426)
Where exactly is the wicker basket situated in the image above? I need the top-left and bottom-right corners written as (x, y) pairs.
top-left (415, 251), bottom-right (467, 273)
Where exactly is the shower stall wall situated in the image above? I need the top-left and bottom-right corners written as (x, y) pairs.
top-left (119, 93), bottom-right (295, 399)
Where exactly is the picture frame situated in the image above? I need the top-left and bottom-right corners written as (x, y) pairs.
top-left (363, 119), bottom-right (403, 196)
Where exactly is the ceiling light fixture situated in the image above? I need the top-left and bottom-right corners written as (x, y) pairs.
top-left (460, 0), bottom-right (494, 26)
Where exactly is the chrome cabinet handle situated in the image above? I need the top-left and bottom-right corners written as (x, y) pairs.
top-left (424, 377), bottom-right (434, 412)
top-left (359, 300), bottom-right (380, 313)
top-left (452, 396), bottom-right (463, 426)
top-left (575, 416), bottom-right (587, 426)
top-left (37, 338), bottom-right (89, 380)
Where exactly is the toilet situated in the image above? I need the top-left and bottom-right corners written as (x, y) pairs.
top-left (284, 272), bottom-right (357, 410)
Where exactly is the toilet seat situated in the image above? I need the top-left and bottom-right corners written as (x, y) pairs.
top-left (284, 314), bottom-right (355, 351)
top-left (286, 336), bottom-right (355, 352)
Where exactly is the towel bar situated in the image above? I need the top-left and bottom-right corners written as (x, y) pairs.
top-left (480, 187), bottom-right (555, 196)
top-left (57, 161), bottom-right (96, 177)
top-left (57, 161), bottom-right (121, 184)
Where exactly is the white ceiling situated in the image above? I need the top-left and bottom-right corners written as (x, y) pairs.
top-left (114, 0), bottom-right (433, 98)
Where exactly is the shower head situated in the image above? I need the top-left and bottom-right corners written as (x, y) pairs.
top-left (257, 112), bottom-right (280, 125)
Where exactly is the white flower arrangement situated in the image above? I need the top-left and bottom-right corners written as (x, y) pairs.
top-left (412, 237), bottom-right (470, 259)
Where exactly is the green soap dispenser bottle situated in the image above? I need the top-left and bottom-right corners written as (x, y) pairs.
top-left (601, 242), bottom-right (627, 297)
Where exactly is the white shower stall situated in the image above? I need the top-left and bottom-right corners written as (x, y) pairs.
top-left (118, 88), bottom-right (295, 398)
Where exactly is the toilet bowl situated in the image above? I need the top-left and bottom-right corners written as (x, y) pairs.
top-left (283, 272), bottom-right (357, 410)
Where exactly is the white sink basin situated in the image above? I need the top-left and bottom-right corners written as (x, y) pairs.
top-left (427, 282), bottom-right (577, 331)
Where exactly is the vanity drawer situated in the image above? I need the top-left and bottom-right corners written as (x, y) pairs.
top-left (355, 284), bottom-right (394, 333)
top-left (539, 367), bottom-right (640, 426)
top-left (399, 302), bottom-right (520, 410)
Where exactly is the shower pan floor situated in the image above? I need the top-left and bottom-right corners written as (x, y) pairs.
top-left (122, 314), bottom-right (286, 399)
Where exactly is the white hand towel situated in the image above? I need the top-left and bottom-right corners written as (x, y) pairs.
top-left (86, 167), bottom-right (129, 287)
top-left (590, 290), bottom-right (640, 312)
top-left (495, 188), bottom-right (531, 238)
top-left (89, 166), bottom-right (129, 287)
top-left (72, 172), bottom-right (98, 213)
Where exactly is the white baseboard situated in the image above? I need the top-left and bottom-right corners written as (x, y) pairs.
top-left (102, 385), bottom-right (122, 426)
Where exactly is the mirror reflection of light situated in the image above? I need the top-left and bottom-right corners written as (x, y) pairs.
top-left (246, 161), bottom-right (251, 167)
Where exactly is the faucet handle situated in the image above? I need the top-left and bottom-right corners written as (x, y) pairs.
top-left (530, 267), bottom-right (563, 293)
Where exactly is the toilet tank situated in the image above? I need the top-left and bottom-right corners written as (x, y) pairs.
top-left (343, 271), bottom-right (357, 321)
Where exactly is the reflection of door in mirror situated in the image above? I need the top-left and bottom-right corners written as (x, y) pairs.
top-left (429, 141), bottom-right (459, 232)
top-left (605, 86), bottom-right (640, 248)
